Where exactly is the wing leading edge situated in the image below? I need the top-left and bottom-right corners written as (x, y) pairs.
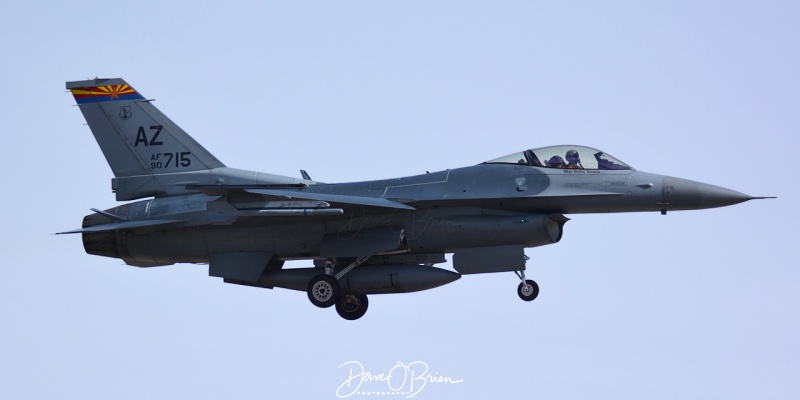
top-left (245, 189), bottom-right (415, 210)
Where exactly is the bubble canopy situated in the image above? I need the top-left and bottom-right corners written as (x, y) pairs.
top-left (484, 145), bottom-right (633, 170)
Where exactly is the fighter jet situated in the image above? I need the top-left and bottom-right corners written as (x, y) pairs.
top-left (59, 78), bottom-right (771, 320)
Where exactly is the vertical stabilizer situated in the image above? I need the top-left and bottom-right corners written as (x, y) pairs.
top-left (67, 78), bottom-right (225, 178)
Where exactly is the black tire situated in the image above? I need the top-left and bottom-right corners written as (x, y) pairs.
top-left (517, 279), bottom-right (539, 301)
top-left (335, 294), bottom-right (369, 320)
top-left (307, 274), bottom-right (340, 308)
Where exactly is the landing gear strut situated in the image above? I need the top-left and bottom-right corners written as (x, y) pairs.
top-left (515, 270), bottom-right (539, 301)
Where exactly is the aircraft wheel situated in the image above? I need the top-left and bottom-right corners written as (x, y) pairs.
top-left (307, 274), bottom-right (340, 308)
top-left (517, 279), bottom-right (539, 301)
top-left (335, 294), bottom-right (369, 320)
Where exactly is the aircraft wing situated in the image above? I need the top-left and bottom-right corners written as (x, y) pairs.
top-left (185, 184), bottom-right (415, 210)
top-left (56, 219), bottom-right (184, 234)
top-left (245, 189), bottom-right (416, 210)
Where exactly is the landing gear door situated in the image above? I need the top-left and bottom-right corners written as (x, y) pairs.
top-left (453, 244), bottom-right (525, 274)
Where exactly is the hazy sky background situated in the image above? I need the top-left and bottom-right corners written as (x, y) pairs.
top-left (1, 1), bottom-right (797, 399)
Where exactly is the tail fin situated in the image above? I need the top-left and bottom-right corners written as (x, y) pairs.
top-left (67, 78), bottom-right (225, 178)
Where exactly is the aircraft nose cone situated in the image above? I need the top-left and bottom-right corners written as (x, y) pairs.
top-left (663, 176), bottom-right (752, 210)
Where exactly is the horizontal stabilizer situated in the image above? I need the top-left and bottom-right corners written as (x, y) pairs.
top-left (245, 189), bottom-right (416, 210)
top-left (90, 207), bottom-right (128, 222)
top-left (56, 219), bottom-right (184, 234)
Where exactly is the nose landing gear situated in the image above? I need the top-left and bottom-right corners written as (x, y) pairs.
top-left (515, 270), bottom-right (539, 301)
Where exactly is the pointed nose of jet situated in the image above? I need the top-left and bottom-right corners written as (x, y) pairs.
top-left (662, 176), bottom-right (753, 211)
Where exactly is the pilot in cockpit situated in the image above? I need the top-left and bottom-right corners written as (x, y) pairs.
top-left (565, 150), bottom-right (583, 169)
top-left (547, 155), bottom-right (566, 168)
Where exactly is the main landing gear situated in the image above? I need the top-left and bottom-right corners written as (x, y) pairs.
top-left (335, 294), bottom-right (369, 320)
top-left (515, 270), bottom-right (539, 301)
top-left (306, 274), bottom-right (339, 308)
top-left (306, 256), bottom-right (371, 320)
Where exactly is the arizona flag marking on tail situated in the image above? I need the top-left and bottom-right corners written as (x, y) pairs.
top-left (70, 84), bottom-right (144, 104)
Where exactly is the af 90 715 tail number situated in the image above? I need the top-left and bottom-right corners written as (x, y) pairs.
top-left (150, 152), bottom-right (191, 169)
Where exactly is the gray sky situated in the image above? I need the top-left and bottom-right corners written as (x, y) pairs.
top-left (1, 1), bottom-right (797, 399)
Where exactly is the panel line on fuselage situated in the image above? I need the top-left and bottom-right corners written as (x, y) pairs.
top-left (379, 169), bottom-right (452, 198)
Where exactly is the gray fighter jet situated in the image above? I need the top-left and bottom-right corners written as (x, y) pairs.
top-left (59, 78), bottom-right (770, 320)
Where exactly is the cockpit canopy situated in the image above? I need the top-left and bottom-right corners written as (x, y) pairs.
top-left (485, 145), bottom-right (633, 170)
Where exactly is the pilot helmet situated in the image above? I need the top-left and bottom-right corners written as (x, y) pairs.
top-left (566, 150), bottom-right (580, 163)
top-left (548, 155), bottom-right (565, 167)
